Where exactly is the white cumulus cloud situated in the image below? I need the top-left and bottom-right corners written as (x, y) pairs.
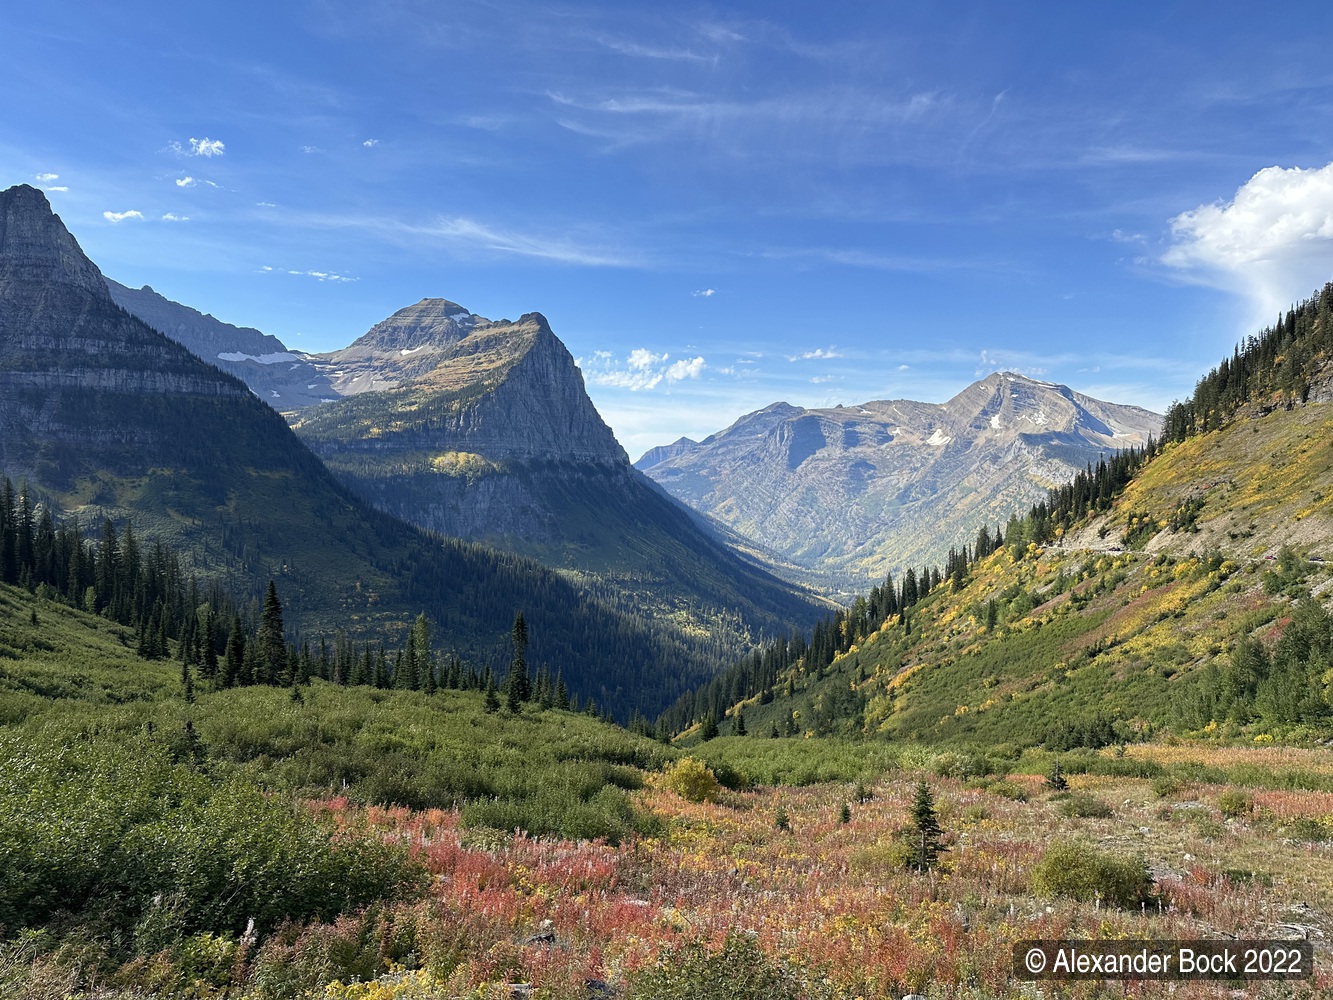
top-left (48, 186), bottom-right (68, 192)
top-left (161, 213), bottom-right (189, 222)
top-left (582, 348), bottom-right (706, 391)
top-left (1164, 162), bottom-right (1333, 320)
top-left (362, 138), bottom-right (379, 148)
top-left (666, 356), bottom-right (706, 381)
top-left (176, 176), bottom-right (196, 187)
top-left (692, 287), bottom-right (716, 297)
top-left (102, 210), bottom-right (144, 223)
top-left (628, 348), bottom-right (667, 369)
top-left (35, 172), bottom-right (58, 182)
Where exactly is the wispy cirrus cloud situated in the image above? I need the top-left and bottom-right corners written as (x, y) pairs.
top-left (786, 347), bottom-right (842, 361)
top-left (692, 288), bottom-right (715, 297)
top-left (161, 213), bottom-right (189, 222)
top-left (547, 85), bottom-right (948, 159)
top-left (259, 264), bottom-right (357, 283)
top-left (290, 209), bottom-right (643, 268)
top-left (102, 210), bottom-right (144, 223)
top-left (591, 33), bottom-right (714, 63)
top-left (171, 137), bottom-right (225, 157)
top-left (35, 172), bottom-right (59, 182)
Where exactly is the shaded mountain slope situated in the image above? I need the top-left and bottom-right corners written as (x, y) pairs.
top-left (0, 184), bottom-right (763, 715)
top-left (292, 306), bottom-right (827, 646)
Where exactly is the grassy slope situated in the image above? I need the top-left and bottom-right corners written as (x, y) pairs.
top-left (702, 404), bottom-right (1333, 749)
top-left (0, 582), bottom-right (672, 842)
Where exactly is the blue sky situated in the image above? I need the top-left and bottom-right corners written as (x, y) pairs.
top-left (6, 2), bottom-right (1333, 457)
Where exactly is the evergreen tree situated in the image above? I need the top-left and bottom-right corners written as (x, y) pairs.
top-left (223, 614), bottom-right (244, 688)
top-left (507, 611), bottom-right (531, 704)
top-left (259, 580), bottom-right (285, 685)
top-left (0, 477), bottom-right (15, 584)
top-left (1046, 758), bottom-right (1068, 792)
top-left (735, 707), bottom-right (747, 736)
top-left (909, 780), bottom-right (945, 871)
top-left (199, 610), bottom-right (218, 682)
top-left (700, 711), bottom-right (719, 741)
top-left (240, 638), bottom-right (258, 686)
top-left (483, 673), bottom-right (500, 713)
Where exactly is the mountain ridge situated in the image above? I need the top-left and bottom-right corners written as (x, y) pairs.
top-left (0, 183), bottom-right (777, 716)
top-left (637, 372), bottom-right (1162, 589)
top-left (291, 300), bottom-right (825, 643)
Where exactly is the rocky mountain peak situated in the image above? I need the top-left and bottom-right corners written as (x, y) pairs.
top-left (346, 297), bottom-right (483, 355)
top-left (639, 372), bottom-right (1163, 588)
top-left (0, 185), bottom-right (109, 299)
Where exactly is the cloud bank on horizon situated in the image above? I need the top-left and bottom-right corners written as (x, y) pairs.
top-left (4, 2), bottom-right (1333, 453)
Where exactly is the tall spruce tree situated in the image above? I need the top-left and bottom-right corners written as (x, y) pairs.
top-left (507, 611), bottom-right (531, 705)
top-left (910, 780), bottom-right (945, 871)
top-left (223, 614), bottom-right (245, 688)
top-left (258, 580), bottom-right (285, 685)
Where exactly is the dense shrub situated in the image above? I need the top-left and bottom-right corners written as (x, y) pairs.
top-left (1058, 792), bottom-right (1113, 819)
top-left (663, 757), bottom-right (722, 803)
top-left (626, 932), bottom-right (832, 1000)
top-left (0, 733), bottom-right (416, 942)
top-left (460, 782), bottom-right (656, 843)
top-left (1216, 788), bottom-right (1253, 818)
top-left (1030, 839), bottom-right (1152, 908)
top-left (929, 749), bottom-right (995, 779)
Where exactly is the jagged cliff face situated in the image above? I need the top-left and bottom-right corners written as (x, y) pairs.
top-left (293, 308), bottom-right (642, 545)
top-left (0, 186), bottom-right (254, 484)
top-left (306, 298), bottom-right (487, 396)
top-left (295, 309), bottom-right (626, 463)
top-left (637, 372), bottom-right (1163, 589)
top-left (293, 308), bottom-right (631, 542)
top-left (291, 301), bottom-right (822, 644)
top-left (104, 279), bottom-right (339, 409)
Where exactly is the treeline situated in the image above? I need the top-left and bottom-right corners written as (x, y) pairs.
top-left (1164, 282), bottom-right (1333, 441)
top-left (655, 525), bottom-right (1007, 735)
top-left (0, 475), bottom-right (231, 661)
top-left (1001, 443), bottom-right (1157, 552)
top-left (0, 474), bottom-right (564, 705)
top-left (659, 439), bottom-right (1157, 736)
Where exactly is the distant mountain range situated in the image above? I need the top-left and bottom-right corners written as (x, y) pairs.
top-left (637, 374), bottom-right (1162, 590)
